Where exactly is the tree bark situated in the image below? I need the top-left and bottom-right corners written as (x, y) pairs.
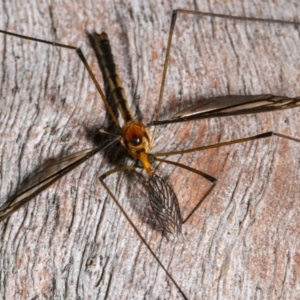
top-left (0, 0), bottom-right (300, 299)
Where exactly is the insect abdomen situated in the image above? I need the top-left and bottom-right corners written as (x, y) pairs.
top-left (90, 32), bottom-right (134, 124)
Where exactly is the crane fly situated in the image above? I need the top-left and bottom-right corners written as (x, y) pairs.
top-left (1, 9), bottom-right (300, 299)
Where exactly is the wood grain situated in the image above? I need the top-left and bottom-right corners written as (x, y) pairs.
top-left (0, 0), bottom-right (300, 299)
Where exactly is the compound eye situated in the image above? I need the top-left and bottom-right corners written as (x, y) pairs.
top-left (136, 159), bottom-right (143, 168)
top-left (148, 154), bottom-right (155, 164)
top-left (131, 135), bottom-right (142, 146)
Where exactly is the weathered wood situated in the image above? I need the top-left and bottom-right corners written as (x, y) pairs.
top-left (0, 0), bottom-right (300, 299)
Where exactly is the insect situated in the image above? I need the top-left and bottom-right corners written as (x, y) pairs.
top-left (1, 7), bottom-right (300, 299)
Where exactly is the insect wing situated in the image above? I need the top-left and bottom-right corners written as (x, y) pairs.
top-left (0, 143), bottom-right (114, 222)
top-left (148, 174), bottom-right (182, 234)
top-left (150, 94), bottom-right (300, 126)
top-left (174, 94), bottom-right (300, 118)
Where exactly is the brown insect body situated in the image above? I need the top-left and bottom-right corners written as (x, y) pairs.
top-left (91, 32), bottom-right (154, 174)
top-left (89, 31), bottom-right (182, 234)
top-left (120, 121), bottom-right (153, 173)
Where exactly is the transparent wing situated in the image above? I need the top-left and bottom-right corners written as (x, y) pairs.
top-left (148, 174), bottom-right (182, 234)
top-left (150, 94), bottom-right (300, 125)
top-left (0, 139), bottom-right (116, 222)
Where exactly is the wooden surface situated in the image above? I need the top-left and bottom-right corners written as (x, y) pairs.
top-left (1, 0), bottom-right (300, 299)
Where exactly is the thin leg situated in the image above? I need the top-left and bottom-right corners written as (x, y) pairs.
top-left (173, 9), bottom-right (300, 25)
top-left (155, 131), bottom-right (300, 222)
top-left (153, 9), bottom-right (300, 125)
top-left (155, 157), bottom-right (217, 224)
top-left (150, 8), bottom-right (300, 137)
top-left (99, 171), bottom-right (188, 300)
top-left (0, 29), bottom-right (120, 129)
top-left (150, 10), bottom-right (177, 144)
top-left (99, 165), bottom-right (137, 179)
top-left (155, 132), bottom-right (300, 158)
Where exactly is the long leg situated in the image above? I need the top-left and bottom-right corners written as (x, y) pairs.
top-left (153, 9), bottom-right (300, 126)
top-left (99, 168), bottom-right (188, 300)
top-left (0, 29), bottom-right (120, 129)
top-left (156, 157), bottom-right (217, 224)
top-left (155, 132), bottom-right (300, 157)
top-left (151, 8), bottom-right (300, 136)
top-left (155, 131), bottom-right (300, 223)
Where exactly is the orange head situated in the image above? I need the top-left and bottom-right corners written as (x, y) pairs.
top-left (120, 121), bottom-right (153, 173)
